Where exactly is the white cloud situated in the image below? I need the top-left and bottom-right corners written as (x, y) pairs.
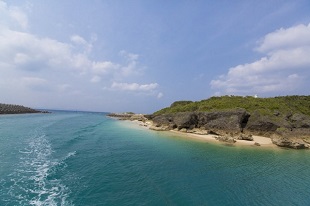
top-left (9, 7), bottom-right (28, 29)
top-left (110, 82), bottom-right (159, 92)
top-left (71, 35), bottom-right (87, 45)
top-left (0, 22), bottom-right (144, 83)
top-left (21, 77), bottom-right (51, 92)
top-left (119, 50), bottom-right (143, 77)
top-left (157, 92), bottom-right (164, 99)
top-left (0, 1), bottom-right (161, 111)
top-left (211, 23), bottom-right (310, 95)
top-left (0, 1), bottom-right (28, 30)
top-left (120, 50), bottom-right (139, 61)
top-left (90, 75), bottom-right (101, 83)
top-left (92, 61), bottom-right (119, 75)
top-left (71, 34), bottom-right (93, 53)
top-left (256, 23), bottom-right (310, 53)
top-left (0, 2), bottom-right (145, 81)
top-left (0, 28), bottom-right (82, 72)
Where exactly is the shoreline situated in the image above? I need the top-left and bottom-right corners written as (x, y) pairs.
top-left (118, 119), bottom-right (278, 149)
top-left (168, 130), bottom-right (277, 148)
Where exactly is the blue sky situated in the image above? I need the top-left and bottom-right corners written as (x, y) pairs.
top-left (1, 0), bottom-right (310, 113)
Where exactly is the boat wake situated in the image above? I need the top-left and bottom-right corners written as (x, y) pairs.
top-left (7, 131), bottom-right (74, 206)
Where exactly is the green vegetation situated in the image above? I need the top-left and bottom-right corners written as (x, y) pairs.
top-left (153, 95), bottom-right (310, 116)
top-left (170, 101), bottom-right (193, 108)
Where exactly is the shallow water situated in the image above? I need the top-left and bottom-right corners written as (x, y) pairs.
top-left (1, 112), bottom-right (310, 205)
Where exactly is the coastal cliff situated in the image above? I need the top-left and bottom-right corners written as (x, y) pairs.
top-left (109, 95), bottom-right (310, 149)
top-left (0, 103), bottom-right (47, 114)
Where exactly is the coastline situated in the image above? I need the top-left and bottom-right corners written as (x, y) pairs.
top-left (117, 119), bottom-right (278, 149)
top-left (168, 130), bottom-right (277, 148)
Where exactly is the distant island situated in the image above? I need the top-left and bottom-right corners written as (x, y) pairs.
top-left (108, 95), bottom-right (310, 149)
top-left (0, 103), bottom-right (48, 115)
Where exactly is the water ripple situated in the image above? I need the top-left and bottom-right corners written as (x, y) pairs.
top-left (7, 131), bottom-right (73, 206)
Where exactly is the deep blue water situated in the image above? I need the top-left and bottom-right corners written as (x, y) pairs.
top-left (1, 111), bottom-right (310, 205)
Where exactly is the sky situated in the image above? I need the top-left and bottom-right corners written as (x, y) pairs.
top-left (1, 0), bottom-right (310, 113)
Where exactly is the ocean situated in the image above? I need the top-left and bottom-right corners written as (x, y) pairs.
top-left (1, 111), bottom-right (310, 206)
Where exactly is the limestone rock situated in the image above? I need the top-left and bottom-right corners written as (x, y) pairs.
top-left (130, 114), bottom-right (147, 122)
top-left (151, 109), bottom-right (250, 136)
top-left (197, 109), bottom-right (250, 135)
top-left (245, 112), bottom-right (280, 134)
top-left (215, 135), bottom-right (236, 144)
top-left (179, 128), bottom-right (187, 133)
top-left (149, 125), bottom-right (170, 131)
top-left (173, 112), bottom-right (198, 129)
top-left (237, 134), bottom-right (254, 141)
top-left (271, 137), bottom-right (308, 149)
top-left (289, 113), bottom-right (310, 128)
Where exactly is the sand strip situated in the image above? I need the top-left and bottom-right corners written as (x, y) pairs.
top-left (118, 119), bottom-right (277, 148)
top-left (168, 130), bottom-right (276, 148)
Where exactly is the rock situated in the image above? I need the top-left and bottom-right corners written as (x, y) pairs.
top-left (289, 113), bottom-right (310, 128)
top-left (130, 114), bottom-right (147, 122)
top-left (107, 113), bottom-right (132, 119)
top-left (149, 125), bottom-right (170, 131)
top-left (139, 122), bottom-right (150, 127)
top-left (146, 107), bottom-right (310, 149)
top-left (254, 142), bottom-right (261, 146)
top-left (271, 137), bottom-right (308, 149)
top-left (245, 112), bottom-right (280, 134)
top-left (188, 128), bottom-right (210, 135)
top-left (196, 109), bottom-right (250, 136)
top-left (151, 109), bottom-right (250, 137)
top-left (108, 113), bottom-right (148, 122)
top-left (0, 103), bottom-right (47, 114)
top-left (151, 114), bottom-right (175, 129)
top-left (215, 135), bottom-right (236, 144)
top-left (179, 128), bottom-right (187, 133)
top-left (237, 134), bottom-right (254, 141)
top-left (173, 112), bottom-right (198, 129)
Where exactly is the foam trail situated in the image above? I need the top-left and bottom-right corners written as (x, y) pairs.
top-left (8, 132), bottom-right (73, 206)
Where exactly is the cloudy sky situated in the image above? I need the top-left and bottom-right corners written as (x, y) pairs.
top-left (1, 0), bottom-right (310, 113)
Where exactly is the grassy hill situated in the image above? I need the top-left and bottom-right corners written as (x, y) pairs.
top-left (154, 95), bottom-right (310, 116)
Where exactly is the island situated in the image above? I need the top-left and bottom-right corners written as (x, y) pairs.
top-left (0, 103), bottom-right (49, 114)
top-left (108, 95), bottom-right (310, 149)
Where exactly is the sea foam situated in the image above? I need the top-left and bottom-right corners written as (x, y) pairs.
top-left (8, 131), bottom-right (73, 206)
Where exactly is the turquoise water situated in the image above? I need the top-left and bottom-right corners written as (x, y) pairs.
top-left (1, 112), bottom-right (310, 205)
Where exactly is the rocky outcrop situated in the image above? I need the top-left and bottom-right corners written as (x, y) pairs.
top-left (150, 109), bottom-right (250, 136)
top-left (196, 109), bottom-right (250, 136)
top-left (0, 103), bottom-right (48, 114)
top-left (271, 136), bottom-right (309, 149)
top-left (148, 109), bottom-right (310, 149)
top-left (107, 113), bottom-right (147, 122)
top-left (237, 134), bottom-right (254, 141)
top-left (245, 113), bottom-right (281, 135)
top-left (288, 113), bottom-right (310, 128)
top-left (107, 113), bottom-right (133, 119)
top-left (108, 108), bottom-right (310, 149)
top-left (215, 135), bottom-right (236, 144)
top-left (271, 127), bottom-right (310, 149)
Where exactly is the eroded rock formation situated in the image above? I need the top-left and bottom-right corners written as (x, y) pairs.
top-left (148, 109), bottom-right (310, 149)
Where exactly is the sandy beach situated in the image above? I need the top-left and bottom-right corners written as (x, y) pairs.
top-left (168, 130), bottom-right (276, 148)
top-left (122, 120), bottom-right (277, 149)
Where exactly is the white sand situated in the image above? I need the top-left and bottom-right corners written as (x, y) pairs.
top-left (120, 119), bottom-right (276, 148)
top-left (169, 130), bottom-right (276, 148)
